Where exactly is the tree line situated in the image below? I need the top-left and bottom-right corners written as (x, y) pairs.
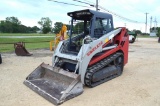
top-left (1, 16), bottom-right (153, 35)
top-left (0, 16), bottom-right (83, 34)
top-left (0, 17), bottom-right (65, 34)
top-left (0, 17), bottom-right (40, 33)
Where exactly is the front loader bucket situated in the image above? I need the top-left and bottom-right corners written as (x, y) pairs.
top-left (24, 63), bottom-right (83, 105)
top-left (14, 42), bottom-right (32, 56)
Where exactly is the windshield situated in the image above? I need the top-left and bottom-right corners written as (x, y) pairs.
top-left (93, 17), bottom-right (113, 38)
top-left (70, 19), bottom-right (90, 36)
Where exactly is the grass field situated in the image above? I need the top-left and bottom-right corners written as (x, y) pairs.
top-left (0, 33), bottom-right (54, 36)
top-left (0, 33), bottom-right (55, 53)
top-left (137, 35), bottom-right (157, 38)
top-left (0, 33), bottom-right (157, 53)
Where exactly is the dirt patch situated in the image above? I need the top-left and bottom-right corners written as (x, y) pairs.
top-left (0, 38), bottom-right (160, 106)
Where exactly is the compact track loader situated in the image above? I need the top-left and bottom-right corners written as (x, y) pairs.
top-left (24, 9), bottom-right (129, 105)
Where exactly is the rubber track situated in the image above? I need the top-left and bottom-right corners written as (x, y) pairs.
top-left (84, 52), bottom-right (123, 88)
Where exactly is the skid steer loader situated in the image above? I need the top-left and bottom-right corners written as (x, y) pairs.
top-left (24, 9), bottom-right (129, 105)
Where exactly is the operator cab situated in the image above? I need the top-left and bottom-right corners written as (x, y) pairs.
top-left (68, 9), bottom-right (114, 38)
top-left (64, 9), bottom-right (114, 54)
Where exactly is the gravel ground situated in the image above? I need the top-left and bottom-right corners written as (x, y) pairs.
top-left (0, 38), bottom-right (160, 106)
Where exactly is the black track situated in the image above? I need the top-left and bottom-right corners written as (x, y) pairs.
top-left (84, 52), bottom-right (124, 87)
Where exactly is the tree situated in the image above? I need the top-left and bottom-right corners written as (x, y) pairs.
top-left (32, 26), bottom-right (40, 32)
top-left (52, 22), bottom-right (63, 34)
top-left (38, 17), bottom-right (52, 34)
top-left (73, 22), bottom-right (84, 34)
top-left (0, 17), bottom-right (22, 33)
top-left (150, 27), bottom-right (158, 32)
top-left (0, 16), bottom-right (40, 33)
top-left (156, 27), bottom-right (160, 43)
top-left (0, 21), bottom-right (13, 33)
top-left (27, 26), bottom-right (40, 33)
top-left (6, 16), bottom-right (21, 25)
top-left (132, 29), bottom-right (142, 34)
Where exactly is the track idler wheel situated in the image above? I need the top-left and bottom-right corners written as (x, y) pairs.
top-left (114, 54), bottom-right (124, 75)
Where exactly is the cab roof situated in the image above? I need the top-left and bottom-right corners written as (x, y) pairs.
top-left (67, 9), bottom-right (112, 21)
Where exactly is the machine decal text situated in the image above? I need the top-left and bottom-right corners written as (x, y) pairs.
top-left (87, 41), bottom-right (103, 56)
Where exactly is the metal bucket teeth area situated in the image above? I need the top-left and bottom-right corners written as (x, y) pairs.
top-left (24, 63), bottom-right (83, 105)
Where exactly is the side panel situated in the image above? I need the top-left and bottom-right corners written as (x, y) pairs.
top-left (114, 27), bottom-right (129, 65)
top-left (89, 27), bottom-right (129, 66)
top-left (79, 28), bottom-right (123, 84)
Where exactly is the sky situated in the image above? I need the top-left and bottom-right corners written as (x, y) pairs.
top-left (0, 0), bottom-right (160, 33)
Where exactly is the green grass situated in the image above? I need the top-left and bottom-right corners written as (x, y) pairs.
top-left (137, 35), bottom-right (158, 38)
top-left (0, 33), bottom-right (56, 53)
top-left (0, 33), bottom-right (54, 36)
top-left (1, 33), bottom-right (157, 53)
top-left (0, 37), bottom-right (54, 43)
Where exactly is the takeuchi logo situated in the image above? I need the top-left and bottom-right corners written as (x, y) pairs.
top-left (87, 41), bottom-right (103, 56)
